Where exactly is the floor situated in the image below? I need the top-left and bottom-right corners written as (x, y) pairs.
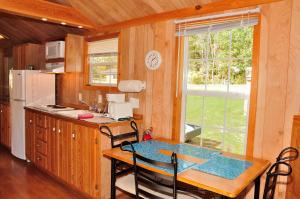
top-left (0, 146), bottom-right (84, 199)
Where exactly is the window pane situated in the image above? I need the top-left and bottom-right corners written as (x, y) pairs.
top-left (226, 98), bottom-right (248, 132)
top-left (223, 132), bottom-right (246, 155)
top-left (88, 37), bottom-right (119, 86)
top-left (185, 95), bottom-right (203, 126)
top-left (183, 25), bottom-right (254, 155)
top-left (203, 96), bottom-right (225, 128)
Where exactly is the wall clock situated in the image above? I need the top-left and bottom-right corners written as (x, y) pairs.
top-left (145, 50), bottom-right (162, 70)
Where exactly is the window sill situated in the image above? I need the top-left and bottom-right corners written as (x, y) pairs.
top-left (83, 84), bottom-right (119, 92)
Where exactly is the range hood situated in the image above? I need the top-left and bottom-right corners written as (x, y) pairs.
top-left (40, 62), bottom-right (65, 74)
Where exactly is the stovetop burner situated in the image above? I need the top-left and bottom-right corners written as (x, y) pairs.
top-left (46, 105), bottom-right (67, 109)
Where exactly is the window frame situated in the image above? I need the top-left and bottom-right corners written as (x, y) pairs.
top-left (83, 32), bottom-right (121, 91)
top-left (172, 15), bottom-right (261, 156)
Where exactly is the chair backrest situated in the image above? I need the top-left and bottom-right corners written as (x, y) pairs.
top-left (263, 161), bottom-right (292, 199)
top-left (121, 141), bottom-right (178, 199)
top-left (100, 120), bottom-right (139, 148)
top-left (276, 147), bottom-right (299, 162)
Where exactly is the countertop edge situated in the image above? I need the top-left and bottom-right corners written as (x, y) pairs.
top-left (24, 106), bottom-right (143, 129)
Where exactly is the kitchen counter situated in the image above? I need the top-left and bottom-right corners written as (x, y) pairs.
top-left (25, 106), bottom-right (142, 128)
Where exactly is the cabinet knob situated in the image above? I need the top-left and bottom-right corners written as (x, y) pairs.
top-left (0, 110), bottom-right (2, 113)
top-left (72, 132), bottom-right (76, 139)
top-left (37, 157), bottom-right (41, 161)
top-left (29, 119), bottom-right (32, 123)
top-left (58, 129), bottom-right (61, 133)
top-left (52, 127), bottom-right (56, 132)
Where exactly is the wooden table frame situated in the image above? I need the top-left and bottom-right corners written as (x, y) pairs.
top-left (103, 138), bottom-right (270, 198)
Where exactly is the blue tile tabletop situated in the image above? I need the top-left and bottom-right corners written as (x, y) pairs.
top-left (192, 155), bottom-right (253, 180)
top-left (122, 140), bottom-right (252, 178)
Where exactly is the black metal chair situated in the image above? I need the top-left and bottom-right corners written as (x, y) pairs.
top-left (263, 161), bottom-right (292, 199)
top-left (276, 146), bottom-right (299, 163)
top-left (120, 141), bottom-right (202, 199)
top-left (100, 121), bottom-right (139, 199)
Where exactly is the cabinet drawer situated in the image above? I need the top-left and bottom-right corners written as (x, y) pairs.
top-left (35, 153), bottom-right (47, 168)
top-left (36, 140), bottom-right (47, 156)
top-left (36, 127), bottom-right (47, 142)
top-left (36, 114), bottom-right (46, 128)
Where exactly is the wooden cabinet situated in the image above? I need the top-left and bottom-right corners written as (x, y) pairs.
top-left (65, 34), bottom-right (84, 72)
top-left (71, 124), bottom-right (100, 196)
top-left (287, 116), bottom-right (300, 199)
top-left (0, 103), bottom-right (10, 148)
top-left (12, 43), bottom-right (45, 70)
top-left (25, 110), bottom-right (35, 161)
top-left (25, 110), bottom-right (100, 198)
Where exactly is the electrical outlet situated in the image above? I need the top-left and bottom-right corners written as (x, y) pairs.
top-left (78, 93), bottom-right (82, 101)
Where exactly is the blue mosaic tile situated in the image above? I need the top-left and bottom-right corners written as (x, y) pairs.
top-left (122, 141), bottom-right (252, 179)
top-left (174, 144), bottom-right (220, 159)
top-left (123, 141), bottom-right (195, 173)
top-left (192, 155), bottom-right (253, 180)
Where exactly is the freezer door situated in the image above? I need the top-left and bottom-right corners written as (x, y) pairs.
top-left (10, 100), bottom-right (26, 160)
top-left (25, 71), bottom-right (55, 105)
top-left (10, 70), bottom-right (26, 100)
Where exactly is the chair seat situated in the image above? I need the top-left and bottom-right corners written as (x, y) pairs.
top-left (116, 174), bottom-right (202, 199)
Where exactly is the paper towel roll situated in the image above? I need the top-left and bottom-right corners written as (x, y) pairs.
top-left (118, 80), bottom-right (146, 92)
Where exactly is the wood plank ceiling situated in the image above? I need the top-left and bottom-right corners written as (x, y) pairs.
top-left (0, 0), bottom-right (217, 45)
top-left (48, 0), bottom-right (215, 25)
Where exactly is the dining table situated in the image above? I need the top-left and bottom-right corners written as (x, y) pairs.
top-left (102, 138), bottom-right (270, 199)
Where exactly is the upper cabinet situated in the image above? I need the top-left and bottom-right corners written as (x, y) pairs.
top-left (12, 43), bottom-right (45, 70)
top-left (65, 34), bottom-right (84, 72)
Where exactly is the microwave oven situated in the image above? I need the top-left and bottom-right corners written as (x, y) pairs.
top-left (45, 41), bottom-right (65, 59)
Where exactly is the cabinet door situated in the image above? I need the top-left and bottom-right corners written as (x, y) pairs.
top-left (58, 119), bottom-right (73, 183)
top-left (65, 34), bottom-right (84, 72)
top-left (0, 104), bottom-right (10, 148)
top-left (0, 104), bottom-right (3, 145)
top-left (47, 116), bottom-right (59, 175)
top-left (71, 124), bottom-right (100, 196)
top-left (25, 110), bottom-right (35, 161)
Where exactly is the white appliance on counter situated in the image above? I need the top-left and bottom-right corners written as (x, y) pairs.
top-left (107, 94), bottom-right (133, 120)
top-left (9, 70), bottom-right (55, 160)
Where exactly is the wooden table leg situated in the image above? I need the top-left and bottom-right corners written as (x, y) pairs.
top-left (111, 158), bottom-right (116, 199)
top-left (254, 175), bottom-right (261, 199)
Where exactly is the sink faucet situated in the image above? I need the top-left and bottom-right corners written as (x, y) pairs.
top-left (79, 100), bottom-right (100, 113)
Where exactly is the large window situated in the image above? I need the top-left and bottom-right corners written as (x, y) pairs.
top-left (87, 36), bottom-right (119, 86)
top-left (180, 19), bottom-right (257, 155)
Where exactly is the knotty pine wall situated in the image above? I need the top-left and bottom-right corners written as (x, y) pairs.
top-left (56, 1), bottom-right (300, 198)
top-left (57, 21), bottom-right (176, 139)
top-left (250, 0), bottom-right (300, 198)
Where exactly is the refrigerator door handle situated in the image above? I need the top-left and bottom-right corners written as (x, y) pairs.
top-left (13, 99), bottom-right (26, 102)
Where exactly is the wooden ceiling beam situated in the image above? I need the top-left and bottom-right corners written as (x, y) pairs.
top-left (91, 0), bottom-right (282, 34)
top-left (0, 0), bottom-right (96, 29)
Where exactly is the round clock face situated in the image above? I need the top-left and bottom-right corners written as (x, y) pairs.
top-left (145, 50), bottom-right (162, 70)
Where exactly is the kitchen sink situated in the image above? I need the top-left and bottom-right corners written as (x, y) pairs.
top-left (55, 110), bottom-right (104, 118)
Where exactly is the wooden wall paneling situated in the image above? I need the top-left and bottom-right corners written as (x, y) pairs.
top-left (283, 0), bottom-right (300, 157)
top-left (151, 21), bottom-right (176, 138)
top-left (252, 1), bottom-right (293, 198)
top-left (286, 116), bottom-right (300, 199)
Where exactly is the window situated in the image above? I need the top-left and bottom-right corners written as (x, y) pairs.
top-left (179, 16), bottom-right (258, 155)
top-left (87, 35), bottom-right (119, 87)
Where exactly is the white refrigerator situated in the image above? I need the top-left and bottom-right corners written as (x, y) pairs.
top-left (9, 70), bottom-right (55, 160)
